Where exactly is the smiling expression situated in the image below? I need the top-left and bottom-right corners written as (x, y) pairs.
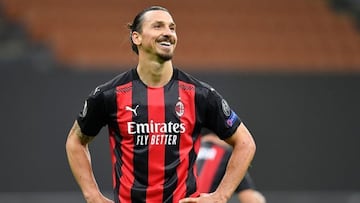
top-left (132, 10), bottom-right (177, 62)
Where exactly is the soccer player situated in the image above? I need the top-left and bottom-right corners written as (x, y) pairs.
top-left (65, 6), bottom-right (256, 203)
top-left (197, 129), bottom-right (266, 203)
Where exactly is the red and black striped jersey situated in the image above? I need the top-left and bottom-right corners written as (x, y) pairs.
top-left (77, 68), bottom-right (241, 203)
top-left (196, 141), bottom-right (255, 194)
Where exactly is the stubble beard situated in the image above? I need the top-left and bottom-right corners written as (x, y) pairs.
top-left (157, 52), bottom-right (173, 62)
top-left (156, 36), bottom-right (176, 62)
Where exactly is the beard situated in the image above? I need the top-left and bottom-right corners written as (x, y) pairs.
top-left (155, 35), bottom-right (176, 62)
top-left (157, 52), bottom-right (173, 62)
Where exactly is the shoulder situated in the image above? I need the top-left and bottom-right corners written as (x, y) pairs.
top-left (175, 68), bottom-right (214, 93)
top-left (90, 69), bottom-right (136, 96)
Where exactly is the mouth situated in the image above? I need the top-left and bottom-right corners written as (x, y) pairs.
top-left (157, 40), bottom-right (174, 49)
top-left (156, 36), bottom-right (176, 49)
top-left (159, 41), bottom-right (172, 47)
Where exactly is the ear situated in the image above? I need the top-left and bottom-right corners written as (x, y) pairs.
top-left (131, 31), bottom-right (141, 46)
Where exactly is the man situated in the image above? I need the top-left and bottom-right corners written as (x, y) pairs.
top-left (66, 6), bottom-right (256, 203)
top-left (197, 129), bottom-right (266, 203)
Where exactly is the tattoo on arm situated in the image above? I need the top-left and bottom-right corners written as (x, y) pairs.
top-left (71, 121), bottom-right (95, 145)
top-left (78, 132), bottom-right (95, 145)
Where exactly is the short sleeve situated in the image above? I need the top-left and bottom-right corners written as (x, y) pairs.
top-left (77, 88), bottom-right (107, 136)
top-left (203, 88), bottom-right (241, 140)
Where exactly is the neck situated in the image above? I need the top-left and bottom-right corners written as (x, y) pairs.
top-left (136, 59), bottom-right (173, 88)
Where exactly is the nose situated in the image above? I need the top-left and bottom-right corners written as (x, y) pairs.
top-left (163, 26), bottom-right (175, 36)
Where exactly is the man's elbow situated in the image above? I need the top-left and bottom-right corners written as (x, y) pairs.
top-left (244, 136), bottom-right (256, 159)
top-left (249, 136), bottom-right (256, 154)
top-left (237, 130), bottom-right (256, 160)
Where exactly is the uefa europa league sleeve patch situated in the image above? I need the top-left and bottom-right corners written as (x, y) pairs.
top-left (226, 111), bottom-right (238, 127)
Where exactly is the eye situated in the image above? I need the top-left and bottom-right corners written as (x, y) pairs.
top-left (153, 23), bottom-right (162, 29)
top-left (169, 23), bottom-right (176, 32)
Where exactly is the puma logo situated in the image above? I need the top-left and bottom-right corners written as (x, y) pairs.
top-left (125, 105), bottom-right (139, 116)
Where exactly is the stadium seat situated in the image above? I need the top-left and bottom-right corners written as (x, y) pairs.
top-left (1, 0), bottom-right (359, 71)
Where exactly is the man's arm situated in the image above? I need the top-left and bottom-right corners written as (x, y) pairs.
top-left (65, 120), bottom-right (113, 203)
top-left (215, 122), bottom-right (256, 200)
top-left (180, 123), bottom-right (256, 203)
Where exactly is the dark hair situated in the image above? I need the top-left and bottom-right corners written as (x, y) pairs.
top-left (128, 6), bottom-right (169, 55)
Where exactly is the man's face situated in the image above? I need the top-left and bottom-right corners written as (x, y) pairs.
top-left (135, 10), bottom-right (177, 62)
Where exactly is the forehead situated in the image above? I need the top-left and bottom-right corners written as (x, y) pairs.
top-left (142, 10), bottom-right (175, 25)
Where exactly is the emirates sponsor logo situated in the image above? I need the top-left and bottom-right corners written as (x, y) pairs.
top-left (127, 120), bottom-right (185, 134)
top-left (128, 120), bottom-right (185, 146)
top-left (135, 134), bottom-right (178, 146)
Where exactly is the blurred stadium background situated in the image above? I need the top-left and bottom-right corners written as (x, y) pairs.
top-left (0, 0), bottom-right (359, 202)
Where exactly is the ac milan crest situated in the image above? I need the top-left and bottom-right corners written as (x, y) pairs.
top-left (175, 101), bottom-right (184, 117)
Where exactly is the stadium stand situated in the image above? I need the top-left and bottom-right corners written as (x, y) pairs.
top-left (0, 2), bottom-right (55, 69)
top-left (330, 0), bottom-right (360, 28)
top-left (0, 0), bottom-right (359, 72)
